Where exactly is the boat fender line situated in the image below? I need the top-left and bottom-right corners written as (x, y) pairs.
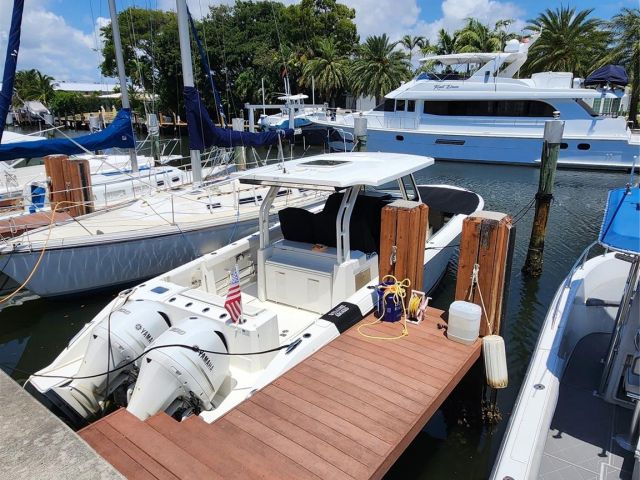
top-left (469, 263), bottom-right (509, 389)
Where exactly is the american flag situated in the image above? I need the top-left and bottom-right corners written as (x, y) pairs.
top-left (225, 266), bottom-right (242, 323)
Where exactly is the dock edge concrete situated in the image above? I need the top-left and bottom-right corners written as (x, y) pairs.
top-left (0, 369), bottom-right (123, 479)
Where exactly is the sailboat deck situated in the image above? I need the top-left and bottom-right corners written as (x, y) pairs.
top-left (79, 306), bottom-right (481, 479)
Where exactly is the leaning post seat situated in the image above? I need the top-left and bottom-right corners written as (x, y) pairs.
top-left (277, 192), bottom-right (392, 254)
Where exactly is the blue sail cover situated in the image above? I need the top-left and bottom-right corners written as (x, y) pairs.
top-left (187, 7), bottom-right (226, 127)
top-left (184, 86), bottom-right (293, 150)
top-left (0, 0), bottom-right (25, 142)
top-left (585, 65), bottom-right (628, 88)
top-left (0, 109), bottom-right (135, 161)
top-left (598, 186), bottom-right (640, 254)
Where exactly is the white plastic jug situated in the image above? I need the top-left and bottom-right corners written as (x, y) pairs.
top-left (447, 300), bottom-right (481, 345)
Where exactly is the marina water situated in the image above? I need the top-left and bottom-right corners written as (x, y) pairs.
top-left (0, 147), bottom-right (629, 479)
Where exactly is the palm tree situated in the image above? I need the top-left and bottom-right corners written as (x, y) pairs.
top-left (301, 38), bottom-right (350, 106)
top-left (351, 34), bottom-right (412, 103)
top-left (427, 29), bottom-right (458, 56)
top-left (455, 18), bottom-right (502, 53)
top-left (400, 35), bottom-right (426, 65)
top-left (493, 19), bottom-right (519, 50)
top-left (14, 69), bottom-right (55, 105)
top-left (523, 7), bottom-right (609, 77)
top-left (598, 8), bottom-right (640, 127)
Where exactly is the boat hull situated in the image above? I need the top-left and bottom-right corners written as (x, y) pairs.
top-left (320, 123), bottom-right (638, 170)
top-left (0, 218), bottom-right (261, 298)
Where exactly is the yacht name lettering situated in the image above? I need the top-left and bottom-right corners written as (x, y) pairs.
top-left (433, 84), bottom-right (459, 90)
top-left (198, 351), bottom-right (214, 371)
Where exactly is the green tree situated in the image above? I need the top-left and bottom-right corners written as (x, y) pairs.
top-left (49, 91), bottom-right (82, 115)
top-left (302, 38), bottom-right (350, 106)
top-left (101, 8), bottom-right (180, 112)
top-left (455, 18), bottom-right (501, 53)
top-left (523, 6), bottom-right (609, 77)
top-left (598, 7), bottom-right (640, 127)
top-left (14, 69), bottom-right (55, 105)
top-left (351, 34), bottom-right (411, 103)
top-left (400, 35), bottom-right (426, 65)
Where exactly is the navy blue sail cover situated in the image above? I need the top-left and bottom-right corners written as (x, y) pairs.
top-left (187, 7), bottom-right (226, 127)
top-left (599, 186), bottom-right (640, 254)
top-left (0, 0), bottom-right (25, 142)
top-left (585, 65), bottom-right (628, 88)
top-left (184, 86), bottom-right (293, 150)
top-left (0, 109), bottom-right (135, 161)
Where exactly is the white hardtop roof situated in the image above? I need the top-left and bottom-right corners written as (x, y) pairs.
top-left (420, 52), bottom-right (520, 66)
top-left (235, 152), bottom-right (434, 188)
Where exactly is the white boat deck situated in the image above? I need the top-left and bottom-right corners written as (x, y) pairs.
top-left (540, 333), bottom-right (634, 480)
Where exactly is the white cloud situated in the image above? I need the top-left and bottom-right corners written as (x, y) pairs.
top-left (0, 0), bottom-right (107, 82)
top-left (0, 0), bottom-right (527, 84)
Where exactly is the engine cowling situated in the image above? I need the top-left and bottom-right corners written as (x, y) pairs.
top-left (53, 299), bottom-right (171, 418)
top-left (127, 316), bottom-right (230, 421)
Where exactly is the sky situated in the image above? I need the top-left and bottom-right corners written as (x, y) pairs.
top-left (0, 0), bottom-right (635, 83)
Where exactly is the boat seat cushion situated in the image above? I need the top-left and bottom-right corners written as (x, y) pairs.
top-left (278, 207), bottom-right (316, 244)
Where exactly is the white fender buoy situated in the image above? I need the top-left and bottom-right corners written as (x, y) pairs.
top-left (483, 334), bottom-right (508, 389)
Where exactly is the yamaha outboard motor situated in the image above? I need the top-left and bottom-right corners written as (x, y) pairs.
top-left (49, 300), bottom-right (171, 426)
top-left (127, 316), bottom-right (230, 421)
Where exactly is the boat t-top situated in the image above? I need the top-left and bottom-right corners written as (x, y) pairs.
top-left (26, 151), bottom-right (483, 428)
top-left (312, 37), bottom-right (638, 170)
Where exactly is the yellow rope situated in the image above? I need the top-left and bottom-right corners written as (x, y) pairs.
top-left (0, 201), bottom-right (86, 304)
top-left (358, 275), bottom-right (410, 340)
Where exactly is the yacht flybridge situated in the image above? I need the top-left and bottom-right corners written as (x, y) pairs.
top-left (26, 152), bottom-right (483, 429)
top-left (312, 38), bottom-right (638, 170)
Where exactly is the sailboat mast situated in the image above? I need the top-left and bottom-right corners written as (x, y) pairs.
top-left (107, 0), bottom-right (138, 173)
top-left (0, 0), bottom-right (24, 143)
top-left (176, 0), bottom-right (202, 184)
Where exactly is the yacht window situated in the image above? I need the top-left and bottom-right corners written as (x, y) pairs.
top-left (407, 100), bottom-right (415, 112)
top-left (374, 99), bottom-right (395, 112)
top-left (423, 100), bottom-right (555, 117)
top-left (575, 99), bottom-right (599, 117)
top-left (396, 100), bottom-right (406, 111)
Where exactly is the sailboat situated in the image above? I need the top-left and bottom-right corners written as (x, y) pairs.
top-left (0, 0), bottom-right (320, 298)
top-left (0, 1), bottom-right (188, 221)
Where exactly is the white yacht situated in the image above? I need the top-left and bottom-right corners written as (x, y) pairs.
top-left (492, 184), bottom-right (640, 479)
top-left (258, 94), bottom-right (325, 131)
top-left (311, 38), bottom-right (639, 170)
top-left (26, 151), bottom-right (483, 428)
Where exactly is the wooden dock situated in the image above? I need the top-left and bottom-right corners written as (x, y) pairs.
top-left (79, 306), bottom-right (481, 479)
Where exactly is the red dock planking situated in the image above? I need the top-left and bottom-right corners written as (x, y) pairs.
top-left (80, 306), bottom-right (482, 479)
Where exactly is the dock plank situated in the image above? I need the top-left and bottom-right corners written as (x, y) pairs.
top-left (80, 307), bottom-right (481, 480)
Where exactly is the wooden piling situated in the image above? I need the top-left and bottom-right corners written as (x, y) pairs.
top-left (44, 155), bottom-right (93, 217)
top-left (455, 211), bottom-right (515, 336)
top-left (379, 200), bottom-right (428, 301)
top-left (522, 115), bottom-right (565, 276)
